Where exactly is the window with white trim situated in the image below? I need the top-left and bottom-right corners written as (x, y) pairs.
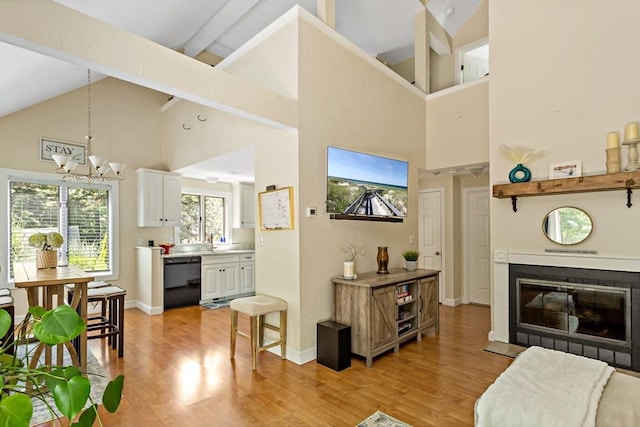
top-left (1, 169), bottom-right (119, 283)
top-left (180, 189), bottom-right (231, 244)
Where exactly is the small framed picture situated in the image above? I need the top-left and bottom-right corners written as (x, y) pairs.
top-left (549, 161), bottom-right (582, 179)
top-left (40, 137), bottom-right (87, 165)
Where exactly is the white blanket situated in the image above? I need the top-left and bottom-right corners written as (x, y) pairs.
top-left (476, 346), bottom-right (614, 427)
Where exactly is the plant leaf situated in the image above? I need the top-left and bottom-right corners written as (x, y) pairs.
top-left (45, 366), bottom-right (82, 395)
top-left (33, 305), bottom-right (86, 345)
top-left (52, 374), bottom-right (91, 420)
top-left (72, 404), bottom-right (98, 427)
top-left (0, 309), bottom-right (11, 340)
top-left (28, 306), bottom-right (46, 318)
top-left (102, 375), bottom-right (124, 412)
top-left (0, 393), bottom-right (33, 427)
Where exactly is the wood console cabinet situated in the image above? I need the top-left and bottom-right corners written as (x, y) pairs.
top-left (331, 268), bottom-right (440, 367)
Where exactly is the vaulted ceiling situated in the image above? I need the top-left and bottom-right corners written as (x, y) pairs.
top-left (0, 0), bottom-right (481, 182)
top-left (0, 0), bottom-right (481, 118)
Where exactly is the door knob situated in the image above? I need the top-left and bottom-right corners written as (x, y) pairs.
top-left (435, 251), bottom-right (440, 255)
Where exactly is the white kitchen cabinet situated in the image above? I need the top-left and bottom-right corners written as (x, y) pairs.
top-left (136, 168), bottom-right (182, 227)
top-left (240, 183), bottom-right (255, 228)
top-left (201, 255), bottom-right (240, 300)
top-left (239, 254), bottom-right (255, 294)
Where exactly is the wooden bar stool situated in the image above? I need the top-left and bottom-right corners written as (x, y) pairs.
top-left (230, 295), bottom-right (287, 370)
top-left (68, 283), bottom-right (126, 358)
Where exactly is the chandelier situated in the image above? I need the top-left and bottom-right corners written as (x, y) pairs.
top-left (51, 70), bottom-right (125, 182)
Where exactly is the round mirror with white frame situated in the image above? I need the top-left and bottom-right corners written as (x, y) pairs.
top-left (542, 206), bottom-right (593, 245)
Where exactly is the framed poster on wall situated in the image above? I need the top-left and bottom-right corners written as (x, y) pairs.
top-left (40, 137), bottom-right (87, 165)
top-left (258, 186), bottom-right (294, 231)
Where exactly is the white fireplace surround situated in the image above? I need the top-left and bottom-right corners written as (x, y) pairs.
top-left (491, 250), bottom-right (640, 343)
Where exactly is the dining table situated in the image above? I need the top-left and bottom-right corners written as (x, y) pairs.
top-left (13, 263), bottom-right (93, 371)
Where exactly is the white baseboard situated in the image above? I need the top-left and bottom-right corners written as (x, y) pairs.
top-left (488, 330), bottom-right (495, 341)
top-left (131, 301), bottom-right (163, 315)
top-left (268, 345), bottom-right (316, 366)
top-left (442, 297), bottom-right (463, 307)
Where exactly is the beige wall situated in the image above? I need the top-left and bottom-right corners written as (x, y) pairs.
top-left (489, 0), bottom-right (640, 341)
top-left (218, 19), bottom-right (299, 99)
top-left (390, 57), bottom-right (415, 83)
top-left (426, 78), bottom-right (489, 171)
top-left (0, 78), bottom-right (168, 313)
top-left (297, 17), bottom-right (426, 354)
top-left (161, 99), bottom-right (291, 173)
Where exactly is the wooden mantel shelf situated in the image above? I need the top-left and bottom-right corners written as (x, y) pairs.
top-left (492, 171), bottom-right (640, 211)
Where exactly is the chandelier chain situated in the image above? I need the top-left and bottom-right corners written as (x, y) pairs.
top-left (87, 69), bottom-right (92, 144)
top-left (50, 69), bottom-right (125, 182)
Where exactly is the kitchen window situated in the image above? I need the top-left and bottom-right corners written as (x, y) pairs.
top-left (180, 189), bottom-right (231, 244)
top-left (0, 169), bottom-right (120, 284)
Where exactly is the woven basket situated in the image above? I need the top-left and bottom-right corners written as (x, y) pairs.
top-left (36, 250), bottom-right (58, 269)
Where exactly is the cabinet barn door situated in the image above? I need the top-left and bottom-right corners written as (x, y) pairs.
top-left (371, 286), bottom-right (397, 349)
top-left (419, 276), bottom-right (439, 330)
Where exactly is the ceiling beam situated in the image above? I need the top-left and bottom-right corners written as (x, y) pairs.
top-left (184, 0), bottom-right (260, 58)
top-left (317, 0), bottom-right (336, 29)
top-left (427, 10), bottom-right (451, 56)
top-left (0, 0), bottom-right (297, 131)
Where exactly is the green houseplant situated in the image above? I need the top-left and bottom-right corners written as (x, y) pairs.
top-left (0, 304), bottom-right (124, 426)
top-left (401, 250), bottom-right (419, 262)
top-left (28, 232), bottom-right (64, 269)
top-left (401, 250), bottom-right (420, 272)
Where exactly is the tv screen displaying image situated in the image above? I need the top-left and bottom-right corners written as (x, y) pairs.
top-left (326, 146), bottom-right (408, 217)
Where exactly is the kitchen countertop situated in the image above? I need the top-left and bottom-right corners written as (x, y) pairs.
top-left (162, 250), bottom-right (254, 258)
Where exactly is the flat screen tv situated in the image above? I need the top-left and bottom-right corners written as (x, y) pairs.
top-left (326, 146), bottom-right (408, 220)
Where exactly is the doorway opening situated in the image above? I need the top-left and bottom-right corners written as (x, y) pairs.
top-left (455, 38), bottom-right (489, 85)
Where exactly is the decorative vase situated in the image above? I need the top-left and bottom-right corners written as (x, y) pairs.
top-left (508, 163), bottom-right (531, 183)
top-left (376, 246), bottom-right (389, 274)
top-left (405, 260), bottom-right (417, 272)
top-left (343, 261), bottom-right (355, 279)
top-left (36, 249), bottom-right (58, 269)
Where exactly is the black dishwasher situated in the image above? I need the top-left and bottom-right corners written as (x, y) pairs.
top-left (163, 256), bottom-right (201, 309)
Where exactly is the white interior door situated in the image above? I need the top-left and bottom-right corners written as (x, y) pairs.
top-left (419, 190), bottom-right (444, 302)
top-left (464, 187), bottom-right (491, 305)
top-left (455, 38), bottom-right (489, 85)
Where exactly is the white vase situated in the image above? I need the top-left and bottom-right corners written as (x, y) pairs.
top-left (343, 261), bottom-right (355, 278)
top-left (405, 260), bottom-right (417, 272)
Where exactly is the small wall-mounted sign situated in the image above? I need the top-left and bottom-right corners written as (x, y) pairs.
top-left (40, 137), bottom-right (86, 165)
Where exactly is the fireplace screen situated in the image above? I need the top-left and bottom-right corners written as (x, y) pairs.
top-left (517, 279), bottom-right (631, 346)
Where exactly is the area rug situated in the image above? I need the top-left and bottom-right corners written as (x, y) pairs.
top-left (483, 341), bottom-right (526, 358)
top-left (202, 299), bottom-right (231, 310)
top-left (14, 343), bottom-right (110, 426)
top-left (357, 411), bottom-right (411, 427)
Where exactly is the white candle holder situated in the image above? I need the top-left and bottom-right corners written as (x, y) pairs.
top-left (622, 138), bottom-right (640, 171)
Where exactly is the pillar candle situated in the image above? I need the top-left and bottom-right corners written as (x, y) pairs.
top-left (606, 131), bottom-right (620, 149)
top-left (624, 122), bottom-right (639, 141)
top-left (343, 261), bottom-right (354, 277)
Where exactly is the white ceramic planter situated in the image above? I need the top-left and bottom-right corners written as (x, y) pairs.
top-left (404, 260), bottom-right (417, 272)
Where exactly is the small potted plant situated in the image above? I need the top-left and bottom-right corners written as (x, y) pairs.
top-left (401, 250), bottom-right (420, 272)
top-left (28, 231), bottom-right (64, 269)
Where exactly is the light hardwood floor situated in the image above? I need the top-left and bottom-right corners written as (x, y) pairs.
top-left (38, 303), bottom-right (512, 426)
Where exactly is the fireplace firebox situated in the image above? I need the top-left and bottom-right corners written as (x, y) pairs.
top-left (509, 264), bottom-right (639, 371)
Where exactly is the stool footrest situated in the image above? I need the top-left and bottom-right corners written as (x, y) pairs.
top-left (257, 341), bottom-right (282, 352)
